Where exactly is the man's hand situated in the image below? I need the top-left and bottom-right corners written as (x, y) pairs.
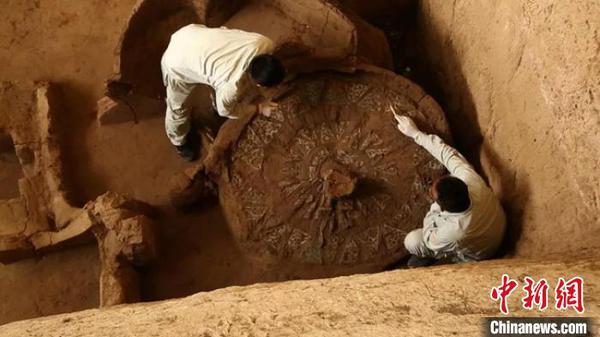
top-left (390, 105), bottom-right (420, 138)
top-left (258, 101), bottom-right (278, 117)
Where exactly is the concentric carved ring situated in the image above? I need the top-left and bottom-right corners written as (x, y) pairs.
top-left (215, 68), bottom-right (450, 267)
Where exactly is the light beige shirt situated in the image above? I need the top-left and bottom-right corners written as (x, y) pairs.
top-left (161, 24), bottom-right (275, 118)
top-left (414, 132), bottom-right (506, 261)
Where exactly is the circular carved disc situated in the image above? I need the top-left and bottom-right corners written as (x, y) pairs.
top-left (215, 67), bottom-right (450, 267)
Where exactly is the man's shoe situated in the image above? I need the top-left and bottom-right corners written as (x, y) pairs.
top-left (175, 142), bottom-right (197, 162)
top-left (407, 255), bottom-right (436, 268)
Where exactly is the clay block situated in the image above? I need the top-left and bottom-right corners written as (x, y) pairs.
top-left (87, 192), bottom-right (160, 306)
top-left (98, 254), bottom-right (140, 307)
top-left (0, 82), bottom-right (79, 237)
top-left (119, 215), bottom-right (158, 266)
top-left (90, 192), bottom-right (158, 220)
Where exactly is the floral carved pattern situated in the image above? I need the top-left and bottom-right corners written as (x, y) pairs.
top-left (222, 72), bottom-right (448, 266)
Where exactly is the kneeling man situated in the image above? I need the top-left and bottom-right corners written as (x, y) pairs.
top-left (161, 24), bottom-right (286, 161)
top-left (392, 108), bottom-right (506, 267)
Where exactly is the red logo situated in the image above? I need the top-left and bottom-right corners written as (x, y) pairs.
top-left (555, 277), bottom-right (584, 313)
top-left (490, 274), bottom-right (519, 315)
top-left (522, 277), bottom-right (549, 311)
top-left (491, 275), bottom-right (584, 314)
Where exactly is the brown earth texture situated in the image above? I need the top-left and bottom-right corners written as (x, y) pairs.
top-left (0, 0), bottom-right (599, 336)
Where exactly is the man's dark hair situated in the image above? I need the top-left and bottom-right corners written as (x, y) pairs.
top-left (248, 54), bottom-right (286, 87)
top-left (435, 176), bottom-right (471, 213)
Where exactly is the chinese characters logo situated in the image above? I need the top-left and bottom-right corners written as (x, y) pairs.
top-left (490, 274), bottom-right (584, 314)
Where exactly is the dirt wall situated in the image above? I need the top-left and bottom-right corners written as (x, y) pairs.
top-left (412, 0), bottom-right (600, 257)
top-left (1, 256), bottom-right (598, 336)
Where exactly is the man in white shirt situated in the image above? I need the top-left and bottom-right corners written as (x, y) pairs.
top-left (392, 110), bottom-right (506, 268)
top-left (161, 24), bottom-right (286, 161)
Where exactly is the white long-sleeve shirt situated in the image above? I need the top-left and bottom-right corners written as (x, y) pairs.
top-left (414, 132), bottom-right (506, 261)
top-left (161, 24), bottom-right (275, 118)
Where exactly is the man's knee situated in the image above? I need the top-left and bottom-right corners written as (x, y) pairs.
top-left (404, 229), bottom-right (426, 256)
top-left (165, 111), bottom-right (191, 146)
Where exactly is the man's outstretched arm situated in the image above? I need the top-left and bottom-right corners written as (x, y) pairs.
top-left (392, 108), bottom-right (481, 184)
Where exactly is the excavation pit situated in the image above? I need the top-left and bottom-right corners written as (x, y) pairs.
top-left (0, 0), bottom-right (598, 330)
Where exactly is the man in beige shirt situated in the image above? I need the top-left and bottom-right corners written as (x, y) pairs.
top-left (161, 24), bottom-right (286, 161)
top-left (393, 110), bottom-right (506, 268)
